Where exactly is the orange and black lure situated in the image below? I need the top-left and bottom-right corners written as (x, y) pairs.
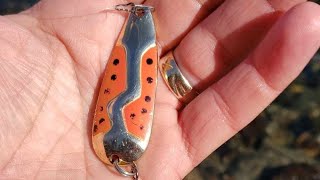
top-left (92, 3), bottom-right (158, 178)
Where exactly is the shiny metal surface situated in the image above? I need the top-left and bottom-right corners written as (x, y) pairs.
top-left (104, 6), bottom-right (157, 163)
top-left (114, 158), bottom-right (139, 178)
top-left (160, 52), bottom-right (199, 104)
top-left (115, 3), bottom-right (155, 13)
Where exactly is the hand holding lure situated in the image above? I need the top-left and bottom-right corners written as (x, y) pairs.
top-left (92, 3), bottom-right (158, 179)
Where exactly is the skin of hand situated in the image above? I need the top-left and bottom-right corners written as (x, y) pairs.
top-left (0, 0), bottom-right (319, 179)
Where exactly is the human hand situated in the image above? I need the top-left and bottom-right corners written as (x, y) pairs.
top-left (0, 0), bottom-right (319, 179)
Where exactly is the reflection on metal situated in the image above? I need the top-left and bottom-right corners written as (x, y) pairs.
top-left (104, 4), bottom-right (157, 163)
top-left (160, 52), bottom-right (199, 104)
top-left (92, 4), bottom-right (158, 178)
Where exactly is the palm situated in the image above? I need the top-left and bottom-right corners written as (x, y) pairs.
top-left (0, 0), bottom-right (319, 179)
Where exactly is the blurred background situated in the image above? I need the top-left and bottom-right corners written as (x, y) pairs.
top-left (1, 0), bottom-right (319, 179)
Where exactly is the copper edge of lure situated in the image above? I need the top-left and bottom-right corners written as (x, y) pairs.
top-left (92, 3), bottom-right (157, 179)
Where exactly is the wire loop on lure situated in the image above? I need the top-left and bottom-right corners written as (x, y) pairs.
top-left (115, 2), bottom-right (136, 12)
top-left (113, 158), bottom-right (139, 180)
top-left (114, 2), bottom-right (155, 13)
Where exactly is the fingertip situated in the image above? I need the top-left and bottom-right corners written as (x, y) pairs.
top-left (251, 1), bottom-right (320, 91)
top-left (275, 1), bottom-right (320, 45)
top-left (287, 1), bottom-right (320, 35)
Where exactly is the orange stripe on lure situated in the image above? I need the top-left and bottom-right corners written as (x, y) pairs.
top-left (92, 3), bottom-right (158, 173)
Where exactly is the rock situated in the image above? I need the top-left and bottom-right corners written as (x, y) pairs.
top-left (259, 164), bottom-right (320, 180)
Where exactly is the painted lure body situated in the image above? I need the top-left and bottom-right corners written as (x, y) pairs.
top-left (92, 5), bottom-right (158, 166)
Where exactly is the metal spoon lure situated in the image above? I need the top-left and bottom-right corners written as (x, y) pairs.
top-left (92, 3), bottom-right (158, 179)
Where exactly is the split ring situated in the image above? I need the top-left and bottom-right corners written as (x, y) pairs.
top-left (113, 158), bottom-right (139, 178)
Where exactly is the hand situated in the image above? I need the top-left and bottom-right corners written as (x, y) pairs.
top-left (0, 0), bottom-right (319, 179)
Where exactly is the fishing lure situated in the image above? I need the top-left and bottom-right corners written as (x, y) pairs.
top-left (92, 3), bottom-right (158, 179)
